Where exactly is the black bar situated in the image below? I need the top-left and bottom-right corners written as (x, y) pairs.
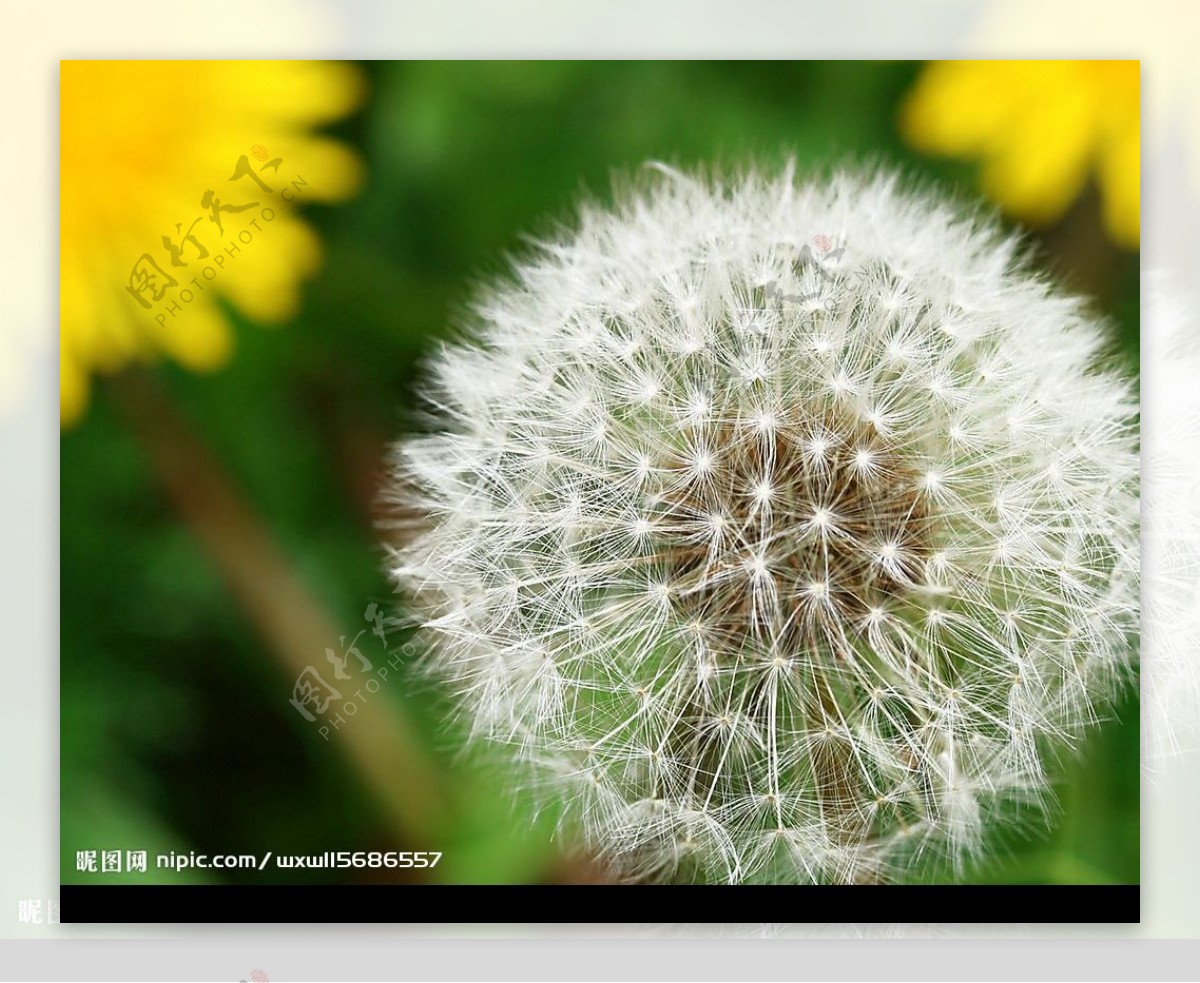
top-left (61, 884), bottom-right (1138, 924)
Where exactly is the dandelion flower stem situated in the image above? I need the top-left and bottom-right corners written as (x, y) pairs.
top-left (113, 370), bottom-right (447, 843)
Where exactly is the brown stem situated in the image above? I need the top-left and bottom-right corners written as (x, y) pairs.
top-left (110, 369), bottom-right (447, 843)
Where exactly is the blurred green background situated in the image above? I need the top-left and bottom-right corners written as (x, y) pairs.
top-left (61, 61), bottom-right (1139, 887)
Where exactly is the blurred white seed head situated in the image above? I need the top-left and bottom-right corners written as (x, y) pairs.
top-left (388, 163), bottom-right (1139, 884)
top-left (1143, 275), bottom-right (1200, 765)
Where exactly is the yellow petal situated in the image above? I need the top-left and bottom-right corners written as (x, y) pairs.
top-left (59, 60), bottom-right (365, 425)
top-left (1097, 125), bottom-right (1140, 250)
top-left (899, 61), bottom-right (1023, 155)
top-left (150, 300), bottom-right (234, 372)
top-left (60, 355), bottom-right (89, 428)
top-left (978, 69), bottom-right (1095, 224)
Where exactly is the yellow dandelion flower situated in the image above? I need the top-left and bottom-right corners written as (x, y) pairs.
top-left (60, 60), bottom-right (365, 426)
top-left (899, 60), bottom-right (1138, 250)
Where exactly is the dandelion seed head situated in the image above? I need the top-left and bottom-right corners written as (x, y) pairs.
top-left (389, 163), bottom-right (1139, 883)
